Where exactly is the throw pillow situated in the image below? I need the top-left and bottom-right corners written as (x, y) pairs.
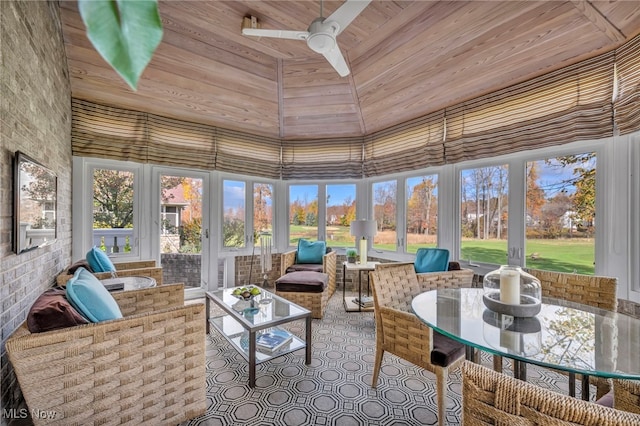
top-left (296, 239), bottom-right (326, 264)
top-left (86, 246), bottom-right (116, 273)
top-left (27, 287), bottom-right (89, 333)
top-left (66, 267), bottom-right (123, 322)
top-left (415, 248), bottom-right (450, 273)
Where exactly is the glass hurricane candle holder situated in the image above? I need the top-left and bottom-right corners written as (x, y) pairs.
top-left (483, 265), bottom-right (542, 317)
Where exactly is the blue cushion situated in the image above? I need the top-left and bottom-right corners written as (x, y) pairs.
top-left (296, 239), bottom-right (326, 264)
top-left (415, 248), bottom-right (450, 273)
top-left (66, 267), bottom-right (123, 322)
top-left (86, 246), bottom-right (116, 272)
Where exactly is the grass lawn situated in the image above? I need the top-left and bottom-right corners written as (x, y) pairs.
top-left (461, 238), bottom-right (595, 274)
top-left (289, 225), bottom-right (595, 275)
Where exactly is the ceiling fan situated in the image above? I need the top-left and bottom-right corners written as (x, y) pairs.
top-left (241, 0), bottom-right (371, 77)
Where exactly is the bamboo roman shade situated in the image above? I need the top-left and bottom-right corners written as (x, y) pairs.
top-left (615, 36), bottom-right (640, 135)
top-left (363, 111), bottom-right (445, 177)
top-left (72, 99), bottom-right (148, 163)
top-left (215, 129), bottom-right (280, 179)
top-left (443, 51), bottom-right (615, 164)
top-left (281, 138), bottom-right (363, 180)
top-left (71, 34), bottom-right (640, 179)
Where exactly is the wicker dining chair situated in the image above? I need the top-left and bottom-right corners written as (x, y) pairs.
top-left (370, 263), bottom-right (473, 426)
top-left (492, 268), bottom-right (618, 399)
top-left (614, 378), bottom-right (640, 414)
top-left (462, 361), bottom-right (640, 425)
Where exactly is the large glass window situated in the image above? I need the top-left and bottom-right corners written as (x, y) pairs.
top-left (223, 180), bottom-right (246, 248)
top-left (326, 184), bottom-right (356, 248)
top-left (406, 175), bottom-right (438, 253)
top-left (526, 153), bottom-right (596, 274)
top-left (460, 165), bottom-right (508, 264)
top-left (289, 184), bottom-right (319, 244)
top-left (92, 168), bottom-right (135, 255)
top-left (373, 180), bottom-right (397, 251)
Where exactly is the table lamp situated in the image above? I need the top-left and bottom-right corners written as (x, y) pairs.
top-left (350, 219), bottom-right (377, 265)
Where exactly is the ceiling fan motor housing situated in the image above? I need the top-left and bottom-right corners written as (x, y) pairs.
top-left (307, 18), bottom-right (339, 54)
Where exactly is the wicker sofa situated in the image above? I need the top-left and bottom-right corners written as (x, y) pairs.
top-left (6, 283), bottom-right (206, 425)
top-left (55, 259), bottom-right (163, 286)
top-left (276, 249), bottom-right (337, 318)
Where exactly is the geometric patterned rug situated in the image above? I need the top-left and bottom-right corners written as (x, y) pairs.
top-left (183, 292), bottom-right (582, 426)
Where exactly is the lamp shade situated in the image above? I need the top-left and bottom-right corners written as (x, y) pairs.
top-left (350, 220), bottom-right (377, 237)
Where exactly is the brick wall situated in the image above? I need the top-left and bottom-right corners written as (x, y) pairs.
top-left (0, 0), bottom-right (71, 421)
top-left (235, 254), bottom-right (282, 289)
top-left (161, 253), bottom-right (202, 287)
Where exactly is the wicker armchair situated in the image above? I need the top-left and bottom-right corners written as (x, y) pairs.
top-left (280, 249), bottom-right (337, 297)
top-left (6, 284), bottom-right (206, 425)
top-left (493, 268), bottom-right (618, 399)
top-left (462, 361), bottom-right (640, 425)
top-left (370, 263), bottom-right (474, 426)
top-left (614, 378), bottom-right (640, 414)
top-left (277, 249), bottom-right (337, 318)
top-left (55, 260), bottom-right (163, 286)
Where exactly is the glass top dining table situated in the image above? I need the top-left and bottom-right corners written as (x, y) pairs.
top-left (412, 288), bottom-right (640, 399)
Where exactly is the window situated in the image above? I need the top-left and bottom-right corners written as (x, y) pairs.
top-left (326, 184), bottom-right (356, 248)
top-left (406, 175), bottom-right (438, 253)
top-left (289, 184), bottom-right (319, 244)
top-left (223, 180), bottom-right (246, 248)
top-left (373, 180), bottom-right (397, 251)
top-left (525, 153), bottom-right (596, 274)
top-left (92, 168), bottom-right (135, 255)
top-left (460, 165), bottom-right (508, 264)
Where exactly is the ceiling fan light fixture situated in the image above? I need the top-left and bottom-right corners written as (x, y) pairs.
top-left (307, 18), bottom-right (337, 54)
top-left (307, 32), bottom-right (336, 54)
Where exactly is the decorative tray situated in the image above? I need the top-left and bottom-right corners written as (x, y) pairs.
top-left (482, 292), bottom-right (541, 318)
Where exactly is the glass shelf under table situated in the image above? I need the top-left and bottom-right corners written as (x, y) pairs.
top-left (209, 314), bottom-right (306, 364)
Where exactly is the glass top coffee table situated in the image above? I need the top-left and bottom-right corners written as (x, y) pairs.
top-left (205, 287), bottom-right (312, 387)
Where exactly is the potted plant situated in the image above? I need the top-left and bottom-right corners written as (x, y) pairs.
top-left (346, 249), bottom-right (357, 263)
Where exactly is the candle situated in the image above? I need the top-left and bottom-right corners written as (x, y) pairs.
top-left (500, 269), bottom-right (520, 305)
top-left (500, 330), bottom-right (522, 353)
top-left (359, 238), bottom-right (368, 265)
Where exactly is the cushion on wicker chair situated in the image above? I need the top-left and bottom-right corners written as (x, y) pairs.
top-left (431, 331), bottom-right (466, 367)
top-left (86, 246), bottom-right (116, 272)
top-left (296, 239), bottom-right (326, 264)
top-left (286, 264), bottom-right (324, 273)
top-left (66, 267), bottom-right (123, 322)
top-left (27, 288), bottom-right (89, 333)
top-left (275, 271), bottom-right (328, 293)
top-left (415, 248), bottom-right (450, 273)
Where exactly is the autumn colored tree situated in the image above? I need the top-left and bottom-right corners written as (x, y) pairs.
top-left (374, 181), bottom-right (397, 231)
top-left (407, 177), bottom-right (437, 235)
top-left (254, 183), bottom-right (273, 234)
top-left (290, 200), bottom-right (305, 225)
top-left (526, 162), bottom-right (545, 224)
top-left (545, 153), bottom-right (596, 233)
top-left (181, 178), bottom-right (203, 221)
top-left (306, 199), bottom-right (318, 226)
top-left (540, 192), bottom-right (573, 237)
top-left (341, 196), bottom-right (357, 226)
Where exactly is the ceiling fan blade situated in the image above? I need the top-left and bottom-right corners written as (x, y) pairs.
top-left (242, 28), bottom-right (308, 41)
top-left (325, 0), bottom-right (371, 36)
top-left (323, 45), bottom-right (350, 77)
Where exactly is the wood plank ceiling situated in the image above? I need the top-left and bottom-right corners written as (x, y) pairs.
top-left (60, 1), bottom-right (640, 140)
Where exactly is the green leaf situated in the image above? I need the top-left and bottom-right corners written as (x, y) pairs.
top-left (78, 0), bottom-right (163, 90)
